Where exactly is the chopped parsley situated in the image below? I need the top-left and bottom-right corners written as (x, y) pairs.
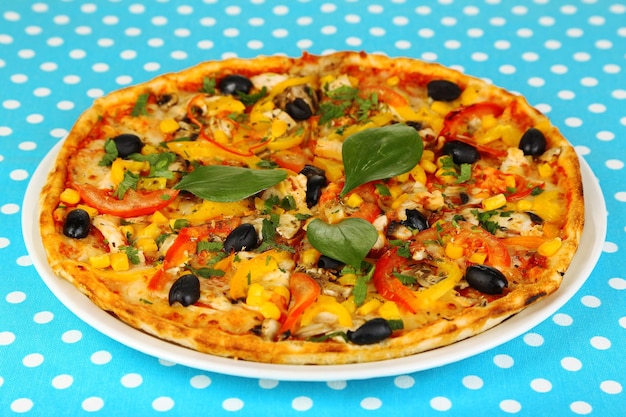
top-left (119, 245), bottom-right (141, 265)
top-left (114, 171), bottom-right (139, 199)
top-left (131, 93), bottom-right (150, 117)
top-left (128, 152), bottom-right (177, 179)
top-left (236, 86), bottom-right (267, 106)
top-left (200, 77), bottom-right (216, 94)
top-left (99, 138), bottom-right (119, 166)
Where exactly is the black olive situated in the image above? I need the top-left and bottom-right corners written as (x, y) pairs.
top-left (405, 121), bottom-right (423, 130)
top-left (63, 209), bottom-right (91, 239)
top-left (305, 174), bottom-right (327, 208)
top-left (465, 265), bottom-right (508, 295)
top-left (526, 211), bottom-right (544, 224)
top-left (519, 128), bottom-right (547, 156)
top-left (347, 318), bottom-right (393, 345)
top-left (427, 80), bottom-right (462, 101)
top-left (442, 140), bottom-right (481, 165)
top-left (112, 133), bottom-right (143, 158)
top-left (223, 223), bottom-right (259, 253)
top-left (168, 274), bottom-right (200, 307)
top-left (218, 74), bottom-right (253, 96)
top-left (402, 209), bottom-right (429, 232)
top-left (299, 164), bottom-right (326, 178)
top-left (285, 97), bottom-right (313, 120)
top-left (317, 255), bottom-right (344, 270)
top-left (459, 192), bottom-right (470, 204)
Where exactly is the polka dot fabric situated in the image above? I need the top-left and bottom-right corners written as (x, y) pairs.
top-left (1, 0), bottom-right (624, 415)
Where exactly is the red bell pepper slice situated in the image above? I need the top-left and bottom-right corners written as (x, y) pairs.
top-left (75, 183), bottom-right (178, 218)
top-left (372, 247), bottom-right (422, 314)
top-left (279, 272), bottom-right (321, 335)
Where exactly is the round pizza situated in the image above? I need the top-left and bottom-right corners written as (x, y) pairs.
top-left (39, 51), bottom-right (584, 365)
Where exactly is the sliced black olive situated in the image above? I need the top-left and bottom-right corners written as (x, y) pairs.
top-left (526, 211), bottom-right (544, 224)
top-left (442, 140), bottom-right (481, 165)
top-left (519, 128), bottom-right (547, 156)
top-left (156, 94), bottom-right (178, 108)
top-left (465, 265), bottom-right (508, 295)
top-left (427, 80), bottom-right (462, 101)
top-left (218, 74), bottom-right (253, 96)
top-left (299, 164), bottom-right (326, 178)
top-left (347, 318), bottom-right (393, 345)
top-left (285, 97), bottom-right (313, 120)
top-left (317, 255), bottom-right (344, 270)
top-left (168, 274), bottom-right (201, 307)
top-left (223, 223), bottom-right (259, 253)
top-left (112, 133), bottom-right (143, 158)
top-left (63, 209), bottom-right (91, 239)
top-left (305, 174), bottom-right (327, 208)
top-left (459, 192), bottom-right (470, 204)
top-left (402, 209), bottom-right (429, 232)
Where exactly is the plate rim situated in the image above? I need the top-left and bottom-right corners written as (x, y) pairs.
top-left (22, 140), bottom-right (606, 381)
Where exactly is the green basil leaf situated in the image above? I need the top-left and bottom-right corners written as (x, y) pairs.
top-left (174, 165), bottom-right (287, 202)
top-left (340, 124), bottom-right (423, 197)
top-left (306, 218), bottom-right (378, 268)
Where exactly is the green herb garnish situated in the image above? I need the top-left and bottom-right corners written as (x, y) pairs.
top-left (306, 218), bottom-right (378, 268)
top-left (131, 93), bottom-right (150, 117)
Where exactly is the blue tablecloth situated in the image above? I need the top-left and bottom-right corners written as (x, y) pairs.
top-left (1, 1), bottom-right (625, 415)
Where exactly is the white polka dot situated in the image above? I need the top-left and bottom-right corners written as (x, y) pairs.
top-left (177, 5), bottom-right (193, 15)
top-left (87, 89), bottom-right (104, 98)
top-left (19, 141), bottom-right (37, 151)
top-left (61, 329), bottom-right (82, 343)
top-left (523, 332), bottom-right (544, 347)
top-left (605, 160), bottom-right (624, 170)
top-left (530, 378), bottom-right (552, 393)
top-left (3, 99), bottom-right (21, 110)
top-left (558, 90), bottom-right (575, 100)
top-left (0, 331), bottom-right (16, 346)
top-left (82, 397), bottom-right (104, 412)
top-left (0, 126), bottom-right (13, 136)
top-left (129, 4), bottom-right (145, 14)
top-left (10, 169), bottom-right (29, 181)
top-left (590, 336), bottom-right (611, 350)
top-left (430, 396), bottom-right (452, 411)
top-left (567, 28), bottom-right (584, 38)
top-left (18, 49), bottom-right (35, 59)
top-left (23, 353), bottom-right (44, 367)
top-left (143, 63), bottom-right (160, 72)
top-left (17, 255), bottom-right (32, 267)
top-left (222, 398), bottom-right (244, 412)
top-left (75, 26), bottom-right (92, 36)
top-left (360, 397), bottom-right (382, 411)
top-left (561, 356), bottom-right (583, 371)
top-left (603, 241), bottom-right (619, 252)
top-left (116, 75), bottom-right (133, 85)
top-left (494, 354), bottom-right (514, 368)
top-left (92, 63), bottom-right (109, 72)
top-left (6, 291), bottom-right (26, 303)
top-left (273, 5), bottom-right (289, 15)
top-left (57, 100), bottom-right (75, 111)
top-left (604, 64), bottom-right (621, 74)
top-left (152, 396), bottom-right (174, 412)
top-left (125, 27), bottom-right (141, 36)
top-left (581, 77), bottom-right (598, 87)
top-left (200, 17), bottom-right (216, 26)
top-left (10, 74), bottom-right (28, 84)
top-left (588, 103), bottom-right (607, 113)
top-left (600, 380), bottom-right (622, 394)
top-left (517, 28), bottom-right (533, 38)
top-left (444, 40), bottom-right (461, 49)
top-left (197, 40), bottom-right (214, 49)
top-left (298, 16), bottom-right (314, 25)
top-left (395, 40), bottom-right (412, 50)
top-left (121, 373), bottom-right (143, 388)
top-left (512, 5), bottom-right (528, 15)
top-left (326, 380), bottom-right (347, 390)
top-left (158, 358), bottom-right (176, 367)
top-left (25, 26), bottom-right (42, 35)
top-left (272, 29), bottom-right (288, 38)
top-left (69, 49), bottom-right (86, 59)
top-left (0, 34), bottom-right (14, 44)
top-left (369, 27), bottom-right (385, 37)
top-left (393, 16), bottom-right (409, 26)
top-left (421, 52), bottom-right (437, 61)
top-left (33, 311), bottom-right (53, 324)
top-left (462, 375), bottom-right (483, 390)
top-left (441, 17), bottom-right (457, 26)
top-left (608, 277), bottom-right (626, 289)
top-left (174, 28), bottom-right (190, 37)
top-left (565, 117), bottom-right (583, 127)
top-left (97, 38), bottom-right (114, 47)
top-left (52, 374), bottom-right (73, 389)
top-left (81, 4), bottom-right (97, 13)
top-left (223, 28), bottom-right (239, 37)
top-left (91, 350), bottom-right (112, 365)
top-left (528, 77), bottom-right (545, 87)
top-left (570, 401), bottom-right (592, 415)
top-left (620, 317), bottom-right (626, 329)
top-left (32, 3), bottom-right (49, 13)
top-left (500, 399), bottom-right (522, 413)
top-left (346, 36), bottom-right (362, 47)
top-left (34, 87), bottom-right (51, 97)
top-left (614, 192), bottom-right (626, 202)
top-left (121, 49), bottom-right (138, 59)
top-left (595, 130), bottom-right (614, 141)
top-left (248, 17), bottom-right (264, 26)
top-left (521, 52), bottom-right (538, 61)
top-left (415, 6), bottom-right (431, 15)
top-left (2, 203), bottom-right (20, 215)
top-left (10, 398), bottom-right (33, 413)
top-left (581, 295), bottom-right (601, 308)
top-left (63, 75), bottom-right (80, 85)
top-left (103, 15), bottom-right (119, 25)
top-left (545, 40), bottom-right (562, 50)
top-left (393, 375), bottom-right (414, 389)
top-left (418, 28), bottom-right (434, 38)
top-left (47, 36), bottom-right (64, 47)
top-left (247, 40), bottom-right (264, 49)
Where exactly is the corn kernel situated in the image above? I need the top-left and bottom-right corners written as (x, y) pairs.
top-left (504, 175), bottom-right (517, 190)
top-left (394, 172), bottom-right (410, 183)
top-left (119, 225), bottom-right (134, 240)
top-left (345, 193), bottom-right (364, 208)
top-left (159, 118), bottom-right (180, 134)
top-left (76, 204), bottom-right (98, 218)
top-left (420, 159), bottom-right (437, 174)
top-left (246, 283), bottom-right (269, 307)
top-left (538, 163), bottom-right (553, 178)
top-left (89, 254), bottom-right (111, 269)
top-left (391, 193), bottom-right (409, 210)
top-left (516, 199), bottom-right (534, 212)
top-left (338, 273), bottom-right (357, 286)
top-left (468, 252), bottom-right (488, 264)
top-left (445, 242), bottom-right (465, 259)
top-left (342, 296), bottom-right (356, 314)
top-left (386, 75), bottom-right (400, 86)
top-left (357, 298), bottom-right (382, 315)
top-left (538, 237), bottom-right (562, 256)
top-left (410, 164), bottom-right (427, 185)
top-left (378, 301), bottom-right (401, 320)
top-left (110, 252), bottom-right (130, 272)
top-left (259, 301), bottom-right (281, 320)
top-left (300, 248), bottom-right (321, 268)
top-left (138, 222), bottom-right (161, 240)
top-left (435, 167), bottom-right (457, 185)
top-left (136, 237), bottom-right (158, 253)
top-left (482, 193), bottom-right (507, 211)
top-left (150, 210), bottom-right (169, 224)
top-left (59, 188), bottom-right (81, 205)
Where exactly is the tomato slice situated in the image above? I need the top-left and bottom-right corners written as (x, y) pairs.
top-left (440, 102), bottom-right (505, 139)
top-left (359, 85), bottom-right (409, 108)
top-left (270, 149), bottom-right (309, 173)
top-left (279, 272), bottom-right (321, 335)
top-left (372, 247), bottom-right (421, 313)
top-left (75, 183), bottom-right (178, 218)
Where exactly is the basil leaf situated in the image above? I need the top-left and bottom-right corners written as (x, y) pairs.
top-left (174, 165), bottom-right (287, 202)
top-left (340, 124), bottom-right (423, 197)
top-left (306, 218), bottom-right (378, 268)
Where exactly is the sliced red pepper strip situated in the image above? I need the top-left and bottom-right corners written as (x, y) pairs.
top-left (440, 102), bottom-right (505, 139)
top-left (75, 183), bottom-right (178, 218)
top-left (278, 272), bottom-right (321, 335)
top-left (359, 85), bottom-right (409, 107)
top-left (372, 247), bottom-right (422, 314)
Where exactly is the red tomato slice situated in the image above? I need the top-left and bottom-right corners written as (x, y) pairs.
top-left (440, 102), bottom-right (505, 139)
top-left (75, 184), bottom-right (178, 218)
top-left (279, 272), bottom-right (321, 335)
top-left (372, 247), bottom-right (421, 313)
top-left (270, 150), bottom-right (309, 173)
top-left (359, 85), bottom-right (409, 107)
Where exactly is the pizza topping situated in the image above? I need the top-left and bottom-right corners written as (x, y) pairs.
top-left (347, 318), bottom-right (393, 345)
top-left (218, 74), bottom-right (253, 95)
top-left (168, 274), bottom-right (201, 307)
top-left (63, 209), bottom-right (91, 239)
top-left (223, 223), bottom-right (259, 253)
top-left (427, 80), bottom-right (462, 102)
top-left (111, 133), bottom-right (143, 158)
top-left (465, 265), bottom-right (508, 295)
top-left (75, 184), bottom-right (179, 218)
top-left (442, 140), bottom-right (481, 165)
top-left (519, 127), bottom-right (547, 156)
top-left (306, 218), bottom-right (378, 268)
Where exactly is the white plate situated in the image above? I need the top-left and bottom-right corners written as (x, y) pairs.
top-left (23, 140), bottom-right (606, 381)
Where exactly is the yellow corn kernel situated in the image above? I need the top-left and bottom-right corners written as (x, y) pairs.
top-left (271, 119), bottom-right (289, 138)
top-left (504, 175), bottom-right (517, 190)
top-left (391, 193), bottom-right (409, 210)
top-left (246, 282), bottom-right (269, 307)
top-left (345, 193), bottom-right (364, 208)
top-left (136, 237), bottom-right (158, 253)
top-left (378, 301), bottom-right (401, 320)
top-left (342, 296), bottom-right (356, 314)
top-left (119, 225), bottom-right (135, 240)
top-left (110, 252), bottom-right (130, 272)
top-left (76, 204), bottom-right (98, 218)
top-left (468, 252), bottom-right (488, 264)
top-left (338, 273), bottom-right (357, 286)
top-left (386, 75), bottom-right (400, 86)
top-left (357, 298), bottom-right (382, 315)
top-left (410, 164), bottom-right (427, 185)
top-left (388, 185), bottom-right (404, 200)
top-left (273, 286), bottom-right (290, 304)
top-left (431, 101), bottom-right (453, 116)
top-left (538, 237), bottom-right (562, 256)
top-left (421, 149), bottom-right (435, 162)
top-left (300, 248), bottom-right (321, 268)
top-left (259, 301), bottom-right (281, 320)
top-left (516, 199), bottom-right (534, 212)
top-left (150, 210), bottom-right (169, 224)
top-left (159, 118), bottom-right (180, 134)
top-left (89, 254), bottom-right (111, 269)
top-left (482, 193), bottom-right (507, 211)
top-left (394, 172), bottom-right (410, 183)
top-left (141, 144), bottom-right (159, 155)
top-left (435, 167), bottom-right (457, 185)
top-left (53, 207), bottom-right (66, 222)
top-left (538, 163), bottom-right (553, 178)
top-left (420, 159), bottom-right (437, 174)
top-left (59, 188), bottom-right (81, 205)
top-left (138, 222), bottom-right (161, 240)
top-left (445, 242), bottom-right (465, 259)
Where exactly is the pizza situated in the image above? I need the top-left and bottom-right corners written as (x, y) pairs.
top-left (39, 51), bottom-right (584, 365)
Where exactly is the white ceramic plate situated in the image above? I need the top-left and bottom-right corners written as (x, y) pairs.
top-left (23, 140), bottom-right (606, 381)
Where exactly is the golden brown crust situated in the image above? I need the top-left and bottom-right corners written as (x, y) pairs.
top-left (39, 51), bottom-right (584, 365)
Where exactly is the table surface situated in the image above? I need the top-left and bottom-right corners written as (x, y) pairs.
top-left (1, 0), bottom-right (625, 415)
